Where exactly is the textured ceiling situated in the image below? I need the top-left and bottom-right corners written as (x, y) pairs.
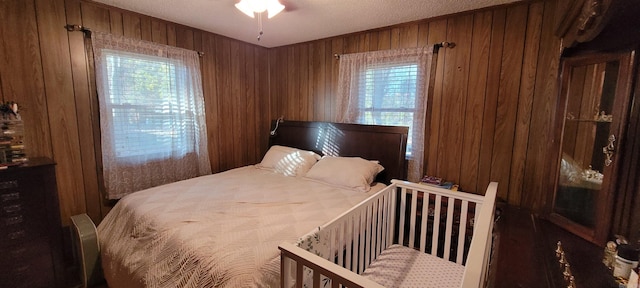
top-left (93, 0), bottom-right (522, 48)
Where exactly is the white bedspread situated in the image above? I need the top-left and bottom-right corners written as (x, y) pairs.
top-left (98, 166), bottom-right (380, 288)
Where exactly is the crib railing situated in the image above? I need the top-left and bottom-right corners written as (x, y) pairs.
top-left (279, 180), bottom-right (498, 288)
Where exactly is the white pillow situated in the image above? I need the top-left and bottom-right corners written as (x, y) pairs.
top-left (304, 156), bottom-right (384, 192)
top-left (257, 145), bottom-right (321, 177)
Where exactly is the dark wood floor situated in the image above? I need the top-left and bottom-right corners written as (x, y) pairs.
top-left (493, 205), bottom-right (619, 288)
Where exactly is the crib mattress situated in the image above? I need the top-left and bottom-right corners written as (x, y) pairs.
top-left (361, 244), bottom-right (465, 288)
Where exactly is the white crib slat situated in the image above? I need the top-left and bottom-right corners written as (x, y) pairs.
top-left (354, 211), bottom-right (362, 273)
top-left (364, 203), bottom-right (372, 269)
top-left (387, 188), bottom-right (396, 249)
top-left (337, 221), bottom-right (344, 267)
top-left (329, 226), bottom-right (336, 262)
top-left (345, 216), bottom-right (353, 271)
top-left (375, 197), bottom-right (383, 258)
top-left (281, 255), bottom-right (292, 288)
top-left (420, 191), bottom-right (429, 253)
top-left (398, 187), bottom-right (407, 245)
top-left (457, 200), bottom-right (469, 264)
top-left (358, 208), bottom-right (366, 273)
top-left (431, 194), bottom-right (441, 255)
top-left (370, 200), bottom-right (378, 263)
top-left (444, 197), bottom-right (455, 261)
top-left (409, 189), bottom-right (418, 248)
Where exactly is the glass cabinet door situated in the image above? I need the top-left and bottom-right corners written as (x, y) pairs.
top-left (551, 51), bottom-right (634, 245)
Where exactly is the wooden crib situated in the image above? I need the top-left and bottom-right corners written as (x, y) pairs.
top-left (279, 180), bottom-right (498, 288)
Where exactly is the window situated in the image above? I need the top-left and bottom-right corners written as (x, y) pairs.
top-left (336, 47), bottom-right (436, 181)
top-left (359, 63), bottom-right (419, 154)
top-left (92, 32), bottom-right (210, 199)
top-left (104, 51), bottom-right (194, 161)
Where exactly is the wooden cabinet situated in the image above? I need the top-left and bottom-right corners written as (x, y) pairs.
top-left (554, 0), bottom-right (640, 50)
top-left (0, 157), bottom-right (64, 287)
top-left (549, 50), bottom-right (636, 246)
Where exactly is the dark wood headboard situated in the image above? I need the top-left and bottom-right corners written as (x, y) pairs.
top-left (268, 120), bottom-right (408, 184)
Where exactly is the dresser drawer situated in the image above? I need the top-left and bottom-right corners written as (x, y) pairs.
top-left (0, 158), bottom-right (62, 287)
top-left (0, 239), bottom-right (56, 288)
top-left (0, 178), bottom-right (47, 210)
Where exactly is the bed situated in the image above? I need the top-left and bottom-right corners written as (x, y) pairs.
top-left (279, 180), bottom-right (498, 288)
top-left (95, 120), bottom-right (409, 288)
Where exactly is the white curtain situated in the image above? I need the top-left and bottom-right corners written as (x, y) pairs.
top-left (336, 47), bottom-right (436, 182)
top-left (92, 32), bottom-right (211, 199)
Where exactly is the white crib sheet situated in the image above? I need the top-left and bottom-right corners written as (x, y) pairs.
top-left (362, 244), bottom-right (465, 288)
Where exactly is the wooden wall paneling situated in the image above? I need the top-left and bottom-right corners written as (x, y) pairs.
top-left (437, 14), bottom-right (473, 188)
top-left (287, 46), bottom-right (298, 119)
top-left (193, 31), bottom-right (202, 56)
top-left (140, 17), bottom-right (152, 41)
top-left (509, 1), bottom-right (544, 206)
top-left (476, 8), bottom-right (505, 197)
top-left (424, 19), bottom-right (447, 177)
top-left (35, 0), bottom-right (86, 225)
top-left (215, 37), bottom-right (233, 171)
top-left (79, 1), bottom-right (115, 220)
top-left (229, 40), bottom-right (246, 166)
top-left (109, 9), bottom-right (123, 36)
top-left (365, 31), bottom-right (379, 52)
top-left (122, 13), bottom-right (142, 39)
top-left (201, 34), bottom-right (220, 172)
top-left (274, 47), bottom-right (288, 120)
top-left (490, 5), bottom-right (528, 203)
top-left (167, 25), bottom-right (177, 46)
top-left (399, 25), bottom-right (419, 48)
top-left (417, 22), bottom-right (430, 48)
top-left (344, 34), bottom-right (360, 54)
top-left (323, 39), bottom-right (333, 121)
top-left (307, 43), bottom-right (316, 120)
top-left (0, 0), bottom-right (52, 158)
top-left (151, 20), bottom-right (168, 44)
top-left (64, 0), bottom-right (102, 224)
top-left (312, 41), bottom-right (327, 121)
top-left (460, 11), bottom-right (492, 193)
top-left (390, 27), bottom-right (401, 49)
top-left (267, 49), bottom-right (278, 120)
top-left (255, 46), bottom-right (270, 160)
top-left (377, 29), bottom-right (391, 50)
top-left (244, 44), bottom-right (257, 163)
top-left (359, 33), bottom-right (370, 52)
top-left (299, 44), bottom-right (310, 119)
top-left (176, 26), bottom-right (195, 50)
top-left (522, 0), bottom-right (561, 211)
top-left (80, 2), bottom-right (111, 33)
top-left (330, 38), bottom-right (344, 121)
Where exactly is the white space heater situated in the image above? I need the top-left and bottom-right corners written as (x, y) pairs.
top-left (70, 213), bottom-right (102, 287)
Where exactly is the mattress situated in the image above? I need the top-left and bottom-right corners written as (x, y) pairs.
top-left (97, 166), bottom-right (382, 288)
top-left (361, 244), bottom-right (465, 288)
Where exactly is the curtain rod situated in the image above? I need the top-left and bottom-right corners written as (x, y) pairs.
top-left (64, 24), bottom-right (205, 57)
top-left (333, 41), bottom-right (455, 59)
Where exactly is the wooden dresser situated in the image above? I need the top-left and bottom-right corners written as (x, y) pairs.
top-left (0, 157), bottom-right (64, 287)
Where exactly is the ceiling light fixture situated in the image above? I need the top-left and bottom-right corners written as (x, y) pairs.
top-left (235, 0), bottom-right (285, 19)
top-left (235, 0), bottom-right (285, 41)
